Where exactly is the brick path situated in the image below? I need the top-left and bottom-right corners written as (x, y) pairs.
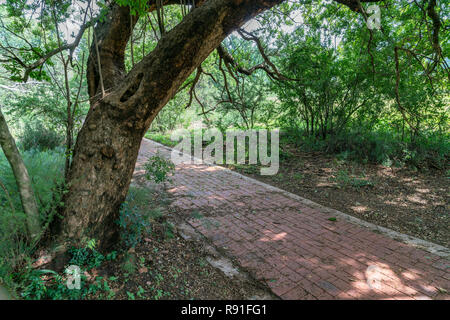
top-left (137, 139), bottom-right (450, 300)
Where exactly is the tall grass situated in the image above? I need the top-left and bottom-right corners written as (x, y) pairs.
top-left (146, 126), bottom-right (449, 170)
top-left (18, 122), bottom-right (64, 151)
top-left (0, 147), bottom-right (65, 293)
top-left (281, 127), bottom-right (449, 169)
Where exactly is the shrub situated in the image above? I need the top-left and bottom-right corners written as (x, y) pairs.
top-left (18, 240), bottom-right (116, 300)
top-left (0, 209), bottom-right (29, 291)
top-left (145, 132), bottom-right (178, 147)
top-left (0, 147), bottom-right (65, 216)
top-left (117, 188), bottom-right (152, 248)
top-left (283, 127), bottom-right (449, 170)
top-left (144, 154), bottom-right (175, 184)
top-left (68, 240), bottom-right (105, 270)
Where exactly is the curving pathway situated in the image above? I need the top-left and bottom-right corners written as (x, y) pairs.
top-left (137, 139), bottom-right (450, 300)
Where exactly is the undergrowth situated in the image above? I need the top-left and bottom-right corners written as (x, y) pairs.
top-left (146, 128), bottom-right (449, 170)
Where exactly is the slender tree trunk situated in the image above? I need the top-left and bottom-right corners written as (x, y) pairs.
top-left (0, 106), bottom-right (41, 241)
top-left (61, 59), bottom-right (74, 179)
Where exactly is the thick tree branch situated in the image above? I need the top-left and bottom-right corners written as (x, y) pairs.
top-left (216, 44), bottom-right (299, 82)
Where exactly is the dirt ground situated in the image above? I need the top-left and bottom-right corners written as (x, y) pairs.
top-left (92, 183), bottom-right (271, 300)
top-left (226, 146), bottom-right (449, 248)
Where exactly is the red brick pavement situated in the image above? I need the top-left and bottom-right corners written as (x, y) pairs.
top-left (137, 139), bottom-right (450, 300)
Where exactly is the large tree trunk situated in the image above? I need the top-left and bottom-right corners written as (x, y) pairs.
top-left (0, 106), bottom-right (41, 241)
top-left (57, 0), bottom-right (285, 250)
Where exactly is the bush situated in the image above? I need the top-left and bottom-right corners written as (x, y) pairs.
top-left (282, 127), bottom-right (449, 170)
top-left (325, 130), bottom-right (449, 169)
top-left (117, 187), bottom-right (152, 248)
top-left (68, 239), bottom-right (109, 270)
top-left (18, 240), bottom-right (117, 300)
top-left (144, 154), bottom-right (175, 184)
top-left (145, 132), bottom-right (178, 147)
top-left (19, 122), bottom-right (64, 151)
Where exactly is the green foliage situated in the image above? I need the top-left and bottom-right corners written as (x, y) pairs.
top-left (331, 169), bottom-right (374, 189)
top-left (147, 93), bottom-right (194, 133)
top-left (279, 126), bottom-right (449, 170)
top-left (0, 147), bottom-right (65, 214)
top-left (18, 121), bottom-right (64, 151)
top-left (68, 241), bottom-right (105, 270)
top-left (163, 221), bottom-right (175, 239)
top-left (122, 253), bottom-right (137, 274)
top-left (145, 132), bottom-right (178, 147)
top-left (19, 268), bottom-right (75, 300)
top-left (18, 240), bottom-right (117, 300)
top-left (0, 148), bottom-right (65, 296)
top-left (115, 0), bottom-right (149, 16)
top-left (325, 129), bottom-right (449, 169)
top-left (144, 0), bottom-right (448, 173)
top-left (144, 154), bottom-right (175, 184)
top-left (0, 0), bottom-right (448, 299)
top-left (117, 188), bottom-right (152, 247)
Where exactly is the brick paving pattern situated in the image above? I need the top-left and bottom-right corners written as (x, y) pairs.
top-left (137, 139), bottom-right (450, 300)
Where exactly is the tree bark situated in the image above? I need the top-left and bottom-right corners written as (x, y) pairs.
top-left (56, 0), bottom-right (285, 250)
top-left (0, 106), bottom-right (41, 241)
top-left (58, 0), bottom-right (378, 250)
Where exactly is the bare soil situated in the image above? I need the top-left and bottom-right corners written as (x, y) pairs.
top-left (93, 184), bottom-right (270, 300)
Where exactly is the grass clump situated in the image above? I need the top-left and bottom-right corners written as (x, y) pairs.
top-left (0, 147), bottom-right (65, 296)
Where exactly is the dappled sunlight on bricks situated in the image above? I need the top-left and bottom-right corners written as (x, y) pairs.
top-left (138, 139), bottom-right (450, 300)
top-left (258, 230), bottom-right (288, 242)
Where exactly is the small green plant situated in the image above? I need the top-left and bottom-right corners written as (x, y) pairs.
top-left (117, 192), bottom-right (151, 247)
top-left (18, 241), bottom-right (116, 300)
top-left (68, 240), bottom-right (105, 270)
top-left (293, 173), bottom-right (304, 180)
top-left (122, 253), bottom-right (137, 274)
top-left (144, 154), bottom-right (175, 184)
top-left (190, 210), bottom-right (203, 220)
top-left (197, 258), bottom-right (207, 268)
top-left (137, 285), bottom-right (146, 298)
top-left (331, 169), bottom-right (374, 189)
top-left (154, 289), bottom-right (164, 300)
top-left (106, 251), bottom-right (117, 261)
top-left (279, 149), bottom-right (294, 160)
top-left (126, 291), bottom-right (135, 300)
top-left (163, 221), bottom-right (175, 239)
